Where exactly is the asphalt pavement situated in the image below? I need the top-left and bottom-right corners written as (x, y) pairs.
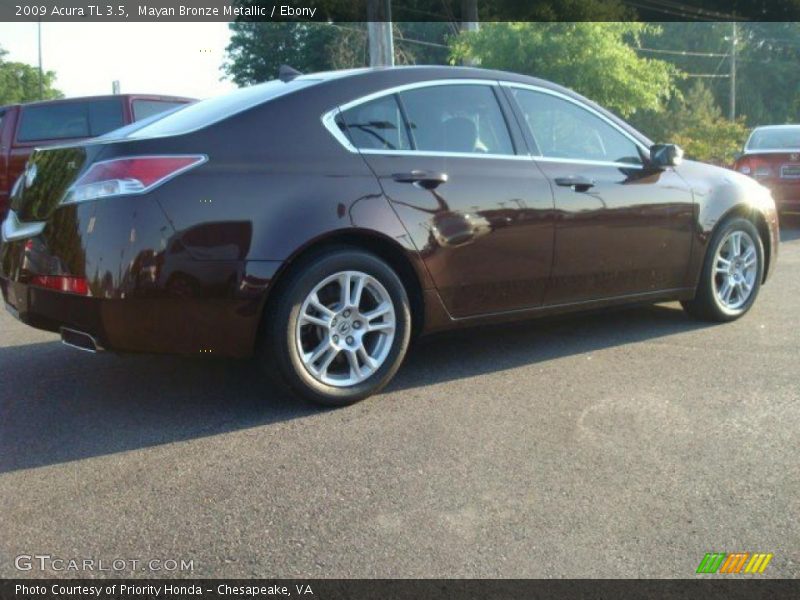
top-left (1, 221), bottom-right (798, 579)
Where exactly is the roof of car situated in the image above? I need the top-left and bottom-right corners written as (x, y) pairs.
top-left (751, 124), bottom-right (800, 130)
top-left (300, 65), bottom-right (571, 92)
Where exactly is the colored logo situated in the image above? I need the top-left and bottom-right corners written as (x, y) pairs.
top-left (696, 552), bottom-right (773, 574)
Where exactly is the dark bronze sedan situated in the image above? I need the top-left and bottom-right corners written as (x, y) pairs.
top-left (0, 66), bottom-right (780, 405)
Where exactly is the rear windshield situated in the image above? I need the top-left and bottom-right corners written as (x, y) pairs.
top-left (126, 79), bottom-right (319, 139)
top-left (132, 99), bottom-right (189, 121)
top-left (746, 127), bottom-right (800, 151)
top-left (17, 99), bottom-right (124, 142)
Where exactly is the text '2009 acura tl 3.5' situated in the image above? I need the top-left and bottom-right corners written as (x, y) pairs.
top-left (0, 66), bottom-right (780, 405)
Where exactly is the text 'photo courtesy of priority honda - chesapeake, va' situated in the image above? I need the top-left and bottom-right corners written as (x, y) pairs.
top-left (0, 1), bottom-right (798, 599)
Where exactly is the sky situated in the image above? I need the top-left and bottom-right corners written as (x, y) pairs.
top-left (0, 22), bottom-right (238, 99)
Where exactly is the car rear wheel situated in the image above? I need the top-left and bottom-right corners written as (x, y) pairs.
top-left (263, 248), bottom-right (411, 406)
top-left (681, 217), bottom-right (763, 322)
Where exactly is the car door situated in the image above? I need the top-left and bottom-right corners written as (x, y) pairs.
top-left (504, 84), bottom-right (695, 305)
top-left (330, 80), bottom-right (555, 318)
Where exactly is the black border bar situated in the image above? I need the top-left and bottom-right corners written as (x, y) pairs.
top-left (2, 579), bottom-right (800, 600)
top-left (4, 0), bottom-right (800, 22)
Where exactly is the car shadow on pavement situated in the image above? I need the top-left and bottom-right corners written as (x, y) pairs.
top-left (0, 302), bottom-right (714, 474)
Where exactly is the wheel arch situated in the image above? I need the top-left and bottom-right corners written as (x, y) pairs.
top-left (713, 203), bottom-right (772, 283)
top-left (258, 229), bottom-right (427, 345)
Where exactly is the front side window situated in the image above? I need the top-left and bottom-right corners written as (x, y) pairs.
top-left (511, 88), bottom-right (641, 165)
top-left (398, 84), bottom-right (514, 155)
top-left (338, 95), bottom-right (411, 151)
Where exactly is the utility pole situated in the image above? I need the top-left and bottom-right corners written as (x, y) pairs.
top-left (37, 20), bottom-right (43, 100)
top-left (367, 0), bottom-right (394, 67)
top-left (729, 22), bottom-right (737, 120)
top-left (460, 0), bottom-right (480, 66)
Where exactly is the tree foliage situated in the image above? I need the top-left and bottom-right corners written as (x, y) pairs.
top-left (0, 47), bottom-right (62, 105)
top-left (449, 23), bottom-right (678, 118)
top-left (223, 22), bottom-right (450, 86)
top-left (665, 82), bottom-right (749, 164)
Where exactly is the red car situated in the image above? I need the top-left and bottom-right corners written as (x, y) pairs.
top-left (733, 124), bottom-right (800, 215)
top-left (0, 94), bottom-right (193, 219)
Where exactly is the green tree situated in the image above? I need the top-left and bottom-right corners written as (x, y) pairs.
top-left (449, 23), bottom-right (678, 118)
top-left (640, 22), bottom-right (800, 127)
top-left (223, 22), bottom-right (453, 86)
top-left (0, 47), bottom-right (62, 105)
top-left (223, 23), bottom-right (341, 86)
top-left (667, 81), bottom-right (749, 164)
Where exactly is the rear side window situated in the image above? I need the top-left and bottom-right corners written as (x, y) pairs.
top-left (338, 95), bottom-right (411, 151)
top-left (17, 99), bottom-right (124, 142)
top-left (132, 100), bottom-right (187, 122)
top-left (399, 85), bottom-right (514, 155)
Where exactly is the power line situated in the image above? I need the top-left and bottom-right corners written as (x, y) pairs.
top-left (623, 0), bottom-right (719, 21)
top-left (636, 47), bottom-right (728, 57)
top-left (685, 73), bottom-right (730, 78)
top-left (625, 0), bottom-right (743, 21)
top-left (646, 0), bottom-right (742, 20)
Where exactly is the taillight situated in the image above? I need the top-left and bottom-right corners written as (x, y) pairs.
top-left (30, 275), bottom-right (89, 295)
top-left (735, 156), bottom-right (773, 180)
top-left (62, 155), bottom-right (206, 204)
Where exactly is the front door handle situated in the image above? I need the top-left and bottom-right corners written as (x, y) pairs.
top-left (554, 176), bottom-right (595, 192)
top-left (392, 170), bottom-right (448, 190)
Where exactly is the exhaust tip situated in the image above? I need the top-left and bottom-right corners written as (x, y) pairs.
top-left (60, 327), bottom-right (103, 353)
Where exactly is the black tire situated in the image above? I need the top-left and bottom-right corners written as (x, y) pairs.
top-left (262, 247), bottom-right (411, 406)
top-left (681, 217), bottom-right (764, 322)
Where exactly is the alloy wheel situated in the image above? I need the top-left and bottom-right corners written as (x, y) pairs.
top-left (295, 270), bottom-right (396, 387)
top-left (713, 230), bottom-right (758, 311)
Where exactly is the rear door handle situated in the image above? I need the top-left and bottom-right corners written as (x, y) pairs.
top-left (392, 170), bottom-right (448, 190)
top-left (554, 176), bottom-right (595, 192)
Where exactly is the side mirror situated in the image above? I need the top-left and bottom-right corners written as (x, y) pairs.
top-left (650, 144), bottom-right (684, 168)
top-left (732, 151), bottom-right (743, 161)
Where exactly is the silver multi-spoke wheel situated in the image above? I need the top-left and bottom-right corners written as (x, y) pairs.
top-left (296, 270), bottom-right (396, 387)
top-left (713, 230), bottom-right (758, 311)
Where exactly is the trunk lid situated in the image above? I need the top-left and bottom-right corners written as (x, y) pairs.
top-left (10, 145), bottom-right (90, 222)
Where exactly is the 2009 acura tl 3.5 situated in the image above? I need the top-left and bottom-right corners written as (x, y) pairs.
top-left (0, 66), bottom-right (779, 405)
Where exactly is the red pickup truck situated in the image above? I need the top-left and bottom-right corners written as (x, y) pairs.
top-left (0, 94), bottom-right (193, 218)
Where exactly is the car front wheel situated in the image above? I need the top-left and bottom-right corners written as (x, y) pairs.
top-left (682, 217), bottom-right (764, 322)
top-left (263, 248), bottom-right (411, 406)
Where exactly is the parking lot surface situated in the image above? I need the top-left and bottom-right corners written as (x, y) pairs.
top-left (1, 224), bottom-right (798, 578)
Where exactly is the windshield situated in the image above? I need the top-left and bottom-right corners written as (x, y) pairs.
top-left (125, 78), bottom-right (319, 139)
top-left (746, 127), bottom-right (800, 151)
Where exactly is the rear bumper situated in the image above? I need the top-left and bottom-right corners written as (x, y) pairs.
top-left (1, 198), bottom-right (282, 358)
top-left (763, 181), bottom-right (800, 212)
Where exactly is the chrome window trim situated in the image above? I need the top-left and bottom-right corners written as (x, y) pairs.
top-left (321, 78), bottom-right (651, 169)
top-left (320, 78), bottom-right (527, 160)
top-left (500, 81), bottom-right (649, 170)
top-left (1, 209), bottom-right (46, 242)
top-left (360, 149), bottom-right (532, 161)
top-left (534, 156), bottom-right (645, 170)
